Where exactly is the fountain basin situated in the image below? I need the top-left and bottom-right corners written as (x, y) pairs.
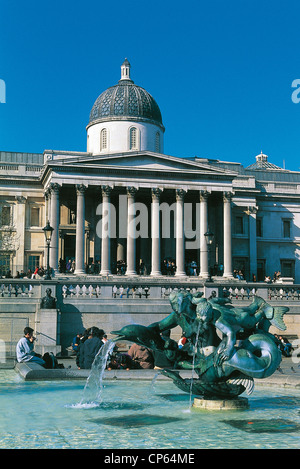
top-left (1, 369), bottom-right (300, 449)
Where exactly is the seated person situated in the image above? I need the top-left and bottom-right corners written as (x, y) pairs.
top-left (107, 351), bottom-right (132, 370)
top-left (127, 343), bottom-right (154, 369)
top-left (16, 327), bottom-right (45, 366)
top-left (78, 327), bottom-right (105, 369)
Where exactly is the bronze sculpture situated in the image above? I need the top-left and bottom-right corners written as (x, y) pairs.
top-left (41, 288), bottom-right (57, 309)
top-left (112, 290), bottom-right (288, 399)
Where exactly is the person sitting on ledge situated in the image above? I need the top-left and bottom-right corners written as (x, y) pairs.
top-left (78, 327), bottom-right (105, 369)
top-left (127, 343), bottom-right (154, 369)
top-left (16, 327), bottom-right (46, 366)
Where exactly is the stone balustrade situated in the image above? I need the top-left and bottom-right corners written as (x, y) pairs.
top-left (268, 286), bottom-right (300, 301)
top-left (0, 278), bottom-right (300, 303)
top-left (0, 281), bottom-right (39, 298)
top-left (62, 284), bottom-right (101, 298)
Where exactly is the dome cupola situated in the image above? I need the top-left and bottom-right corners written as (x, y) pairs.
top-left (87, 60), bottom-right (165, 155)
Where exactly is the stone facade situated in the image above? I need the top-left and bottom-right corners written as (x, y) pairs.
top-left (1, 150), bottom-right (300, 283)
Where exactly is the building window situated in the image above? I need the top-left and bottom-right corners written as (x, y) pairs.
top-left (27, 255), bottom-right (40, 272)
top-left (129, 127), bottom-right (138, 150)
top-left (256, 218), bottom-right (262, 237)
top-left (283, 219), bottom-right (291, 238)
top-left (280, 259), bottom-right (295, 278)
top-left (155, 132), bottom-right (160, 152)
top-left (30, 207), bottom-right (40, 227)
top-left (100, 128), bottom-right (107, 151)
top-left (0, 253), bottom-right (11, 277)
top-left (257, 259), bottom-right (265, 282)
top-left (235, 216), bottom-right (244, 235)
top-left (1, 206), bottom-right (11, 226)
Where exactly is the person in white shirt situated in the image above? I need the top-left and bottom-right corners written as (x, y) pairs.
top-left (16, 327), bottom-right (45, 366)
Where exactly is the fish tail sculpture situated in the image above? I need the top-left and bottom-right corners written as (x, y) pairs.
top-left (222, 332), bottom-right (282, 379)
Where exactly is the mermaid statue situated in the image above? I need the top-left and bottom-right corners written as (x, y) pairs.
top-left (111, 290), bottom-right (289, 399)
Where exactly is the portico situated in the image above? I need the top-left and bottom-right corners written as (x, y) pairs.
top-left (43, 151), bottom-right (237, 278)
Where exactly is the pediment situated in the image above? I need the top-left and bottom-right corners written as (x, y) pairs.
top-left (56, 152), bottom-right (233, 175)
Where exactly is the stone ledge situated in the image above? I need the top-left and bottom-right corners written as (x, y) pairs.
top-left (15, 362), bottom-right (192, 381)
top-left (254, 375), bottom-right (300, 388)
top-left (14, 362), bottom-right (300, 389)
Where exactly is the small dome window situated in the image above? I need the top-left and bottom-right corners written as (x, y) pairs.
top-left (100, 128), bottom-right (108, 151)
top-left (155, 132), bottom-right (160, 153)
top-left (129, 127), bottom-right (138, 150)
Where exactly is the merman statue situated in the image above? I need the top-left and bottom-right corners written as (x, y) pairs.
top-left (111, 290), bottom-right (288, 399)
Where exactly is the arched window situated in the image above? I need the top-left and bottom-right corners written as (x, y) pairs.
top-left (155, 132), bottom-right (160, 153)
top-left (100, 128), bottom-right (107, 151)
top-left (129, 127), bottom-right (138, 150)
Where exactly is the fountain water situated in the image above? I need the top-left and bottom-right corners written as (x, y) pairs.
top-left (79, 340), bottom-right (115, 407)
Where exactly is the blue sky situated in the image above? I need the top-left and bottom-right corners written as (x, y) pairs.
top-left (1, 0), bottom-right (300, 171)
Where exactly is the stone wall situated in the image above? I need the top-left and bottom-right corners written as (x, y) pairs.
top-left (0, 278), bottom-right (299, 356)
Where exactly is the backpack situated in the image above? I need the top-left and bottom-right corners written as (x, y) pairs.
top-left (42, 352), bottom-right (64, 369)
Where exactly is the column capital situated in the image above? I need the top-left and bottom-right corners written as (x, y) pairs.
top-left (15, 195), bottom-right (27, 204)
top-left (175, 188), bottom-right (186, 201)
top-left (76, 184), bottom-right (87, 195)
top-left (151, 187), bottom-right (162, 201)
top-left (199, 190), bottom-right (210, 202)
top-left (43, 188), bottom-right (51, 200)
top-left (127, 186), bottom-right (138, 198)
top-left (246, 206), bottom-right (258, 215)
top-left (223, 191), bottom-right (234, 203)
top-left (49, 183), bottom-right (61, 195)
top-left (101, 185), bottom-right (113, 197)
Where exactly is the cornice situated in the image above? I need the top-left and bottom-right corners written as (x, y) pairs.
top-left (86, 115), bottom-right (165, 132)
top-left (40, 163), bottom-right (235, 184)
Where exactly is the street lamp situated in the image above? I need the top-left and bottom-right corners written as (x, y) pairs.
top-left (204, 229), bottom-right (214, 281)
top-left (43, 220), bottom-right (54, 280)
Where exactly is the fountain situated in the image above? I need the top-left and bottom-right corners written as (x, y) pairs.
top-left (3, 290), bottom-right (299, 449)
top-left (111, 290), bottom-right (289, 410)
top-left (80, 340), bottom-right (116, 406)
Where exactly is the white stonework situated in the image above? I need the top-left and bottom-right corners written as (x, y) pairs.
top-left (87, 120), bottom-right (164, 155)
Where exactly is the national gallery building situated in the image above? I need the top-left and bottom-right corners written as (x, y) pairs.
top-left (1, 60), bottom-right (300, 283)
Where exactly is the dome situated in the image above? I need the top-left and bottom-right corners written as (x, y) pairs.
top-left (245, 151), bottom-right (283, 171)
top-left (88, 59), bottom-right (164, 130)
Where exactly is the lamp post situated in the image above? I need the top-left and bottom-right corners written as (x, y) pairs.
top-left (43, 220), bottom-right (54, 280)
top-left (204, 229), bottom-right (214, 281)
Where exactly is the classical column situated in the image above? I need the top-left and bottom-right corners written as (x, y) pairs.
top-left (15, 196), bottom-right (27, 272)
top-left (248, 206), bottom-right (258, 280)
top-left (49, 183), bottom-right (60, 272)
top-left (175, 189), bottom-right (186, 276)
top-left (126, 187), bottom-right (137, 276)
top-left (151, 188), bottom-right (162, 276)
top-left (100, 185), bottom-right (113, 275)
top-left (44, 189), bottom-right (51, 272)
top-left (74, 184), bottom-right (87, 275)
top-left (44, 189), bottom-right (51, 224)
top-left (199, 190), bottom-right (209, 278)
top-left (223, 192), bottom-right (234, 278)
